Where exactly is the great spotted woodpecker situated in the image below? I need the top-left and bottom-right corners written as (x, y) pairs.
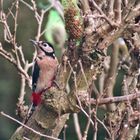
top-left (29, 40), bottom-right (58, 113)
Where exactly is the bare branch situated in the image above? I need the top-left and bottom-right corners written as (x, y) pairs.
top-left (91, 92), bottom-right (140, 105)
top-left (79, 0), bottom-right (91, 13)
top-left (1, 0), bottom-right (140, 139)
top-left (18, 61), bottom-right (32, 105)
top-left (104, 39), bottom-right (119, 111)
top-left (1, 13), bottom-right (13, 42)
top-left (13, 0), bottom-right (19, 43)
top-left (30, 0), bottom-right (40, 22)
top-left (73, 114), bottom-right (82, 140)
top-left (108, 0), bottom-right (115, 17)
top-left (0, 43), bottom-right (16, 64)
top-left (91, 0), bottom-right (118, 27)
top-left (114, 0), bottom-right (122, 24)
top-left (82, 114), bottom-right (91, 140)
top-left (94, 114), bottom-right (111, 139)
top-left (78, 59), bottom-right (89, 87)
top-left (19, 0), bottom-right (34, 11)
top-left (35, 9), bottom-right (46, 41)
top-left (0, 43), bottom-right (30, 86)
top-left (76, 94), bottom-right (94, 126)
top-left (0, 111), bottom-right (61, 140)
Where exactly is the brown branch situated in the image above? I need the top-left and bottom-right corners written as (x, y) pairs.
top-left (104, 40), bottom-right (119, 111)
top-left (79, 0), bottom-right (90, 14)
top-left (2, 0), bottom-right (140, 140)
top-left (18, 61), bottom-right (32, 105)
top-left (114, 0), bottom-right (122, 24)
top-left (19, 0), bottom-right (34, 11)
top-left (73, 114), bottom-right (82, 140)
top-left (93, 109), bottom-right (98, 140)
top-left (0, 46), bottom-right (30, 83)
top-left (0, 43), bottom-right (30, 86)
top-left (108, 0), bottom-right (115, 18)
top-left (0, 43), bottom-right (16, 64)
top-left (82, 101), bottom-right (92, 140)
top-left (91, 0), bottom-right (118, 27)
top-left (1, 14), bottom-right (13, 42)
top-left (0, 1), bottom-right (31, 87)
top-left (125, 2), bottom-right (140, 22)
top-left (91, 92), bottom-right (140, 105)
top-left (13, 0), bottom-right (19, 44)
top-left (0, 112), bottom-right (61, 140)
top-left (31, 0), bottom-right (40, 22)
top-left (124, 0), bottom-right (128, 6)
top-left (0, 43), bottom-right (30, 83)
top-left (78, 59), bottom-right (88, 87)
top-left (94, 114), bottom-right (111, 138)
top-left (35, 9), bottom-right (46, 41)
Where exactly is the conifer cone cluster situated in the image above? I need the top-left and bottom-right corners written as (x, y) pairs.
top-left (64, 3), bottom-right (83, 40)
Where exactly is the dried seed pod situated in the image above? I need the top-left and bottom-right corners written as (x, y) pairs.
top-left (62, 0), bottom-right (83, 40)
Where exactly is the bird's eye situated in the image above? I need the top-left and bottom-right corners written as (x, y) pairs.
top-left (43, 43), bottom-right (48, 47)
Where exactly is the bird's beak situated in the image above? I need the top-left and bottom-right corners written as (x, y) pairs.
top-left (29, 39), bottom-right (38, 46)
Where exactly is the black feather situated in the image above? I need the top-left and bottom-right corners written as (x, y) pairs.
top-left (32, 61), bottom-right (40, 92)
top-left (41, 41), bottom-right (55, 59)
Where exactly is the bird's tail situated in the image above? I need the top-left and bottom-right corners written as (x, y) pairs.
top-left (23, 92), bottom-right (41, 124)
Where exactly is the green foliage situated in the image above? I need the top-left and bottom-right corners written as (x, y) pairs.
top-left (44, 9), bottom-right (67, 49)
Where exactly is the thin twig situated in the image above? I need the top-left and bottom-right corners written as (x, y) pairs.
top-left (104, 40), bottom-right (119, 111)
top-left (79, 0), bottom-right (91, 14)
top-left (0, 43), bottom-right (16, 64)
top-left (108, 0), bottom-right (114, 17)
top-left (94, 115), bottom-right (111, 138)
top-left (124, 0), bottom-right (128, 6)
top-left (78, 59), bottom-right (88, 87)
top-left (17, 46), bottom-right (26, 64)
top-left (0, 111), bottom-right (61, 140)
top-left (82, 115), bottom-right (91, 140)
top-left (73, 114), bottom-right (82, 140)
top-left (1, 13), bottom-right (13, 42)
top-left (31, 0), bottom-right (40, 22)
top-left (68, 61), bottom-right (94, 126)
top-left (90, 92), bottom-right (140, 105)
top-left (13, 0), bottom-right (19, 43)
top-left (19, 0), bottom-right (34, 11)
top-left (35, 9), bottom-right (45, 41)
top-left (6, 0), bottom-right (17, 18)
top-left (0, 44), bottom-right (30, 85)
top-left (63, 125), bottom-right (67, 140)
top-left (91, 0), bottom-right (117, 27)
top-left (18, 61), bottom-right (32, 105)
top-left (92, 105), bottom-right (98, 140)
top-left (23, 136), bottom-right (31, 140)
top-left (76, 94), bottom-right (94, 126)
top-left (12, 1), bottom-right (21, 72)
top-left (0, 1), bottom-right (31, 86)
top-left (83, 82), bottom-right (93, 140)
top-left (0, 0), bottom-right (3, 13)
top-left (114, 0), bottom-right (122, 24)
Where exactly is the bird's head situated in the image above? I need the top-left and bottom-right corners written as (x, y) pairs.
top-left (30, 40), bottom-right (55, 58)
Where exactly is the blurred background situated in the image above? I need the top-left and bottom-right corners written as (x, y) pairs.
top-left (0, 0), bottom-right (38, 139)
top-left (0, 0), bottom-right (123, 139)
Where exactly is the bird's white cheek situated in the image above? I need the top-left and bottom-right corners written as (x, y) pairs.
top-left (44, 47), bottom-right (54, 53)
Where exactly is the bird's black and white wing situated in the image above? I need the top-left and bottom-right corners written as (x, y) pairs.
top-left (32, 60), bottom-right (40, 92)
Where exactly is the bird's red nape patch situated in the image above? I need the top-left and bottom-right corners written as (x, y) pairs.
top-left (31, 92), bottom-right (42, 106)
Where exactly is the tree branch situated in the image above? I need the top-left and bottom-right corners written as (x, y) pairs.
top-left (0, 112), bottom-right (61, 140)
top-left (91, 92), bottom-right (140, 105)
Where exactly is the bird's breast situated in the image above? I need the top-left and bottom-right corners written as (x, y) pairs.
top-left (35, 56), bottom-right (58, 92)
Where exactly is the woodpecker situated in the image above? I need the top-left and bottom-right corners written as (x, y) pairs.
top-left (28, 40), bottom-right (58, 116)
